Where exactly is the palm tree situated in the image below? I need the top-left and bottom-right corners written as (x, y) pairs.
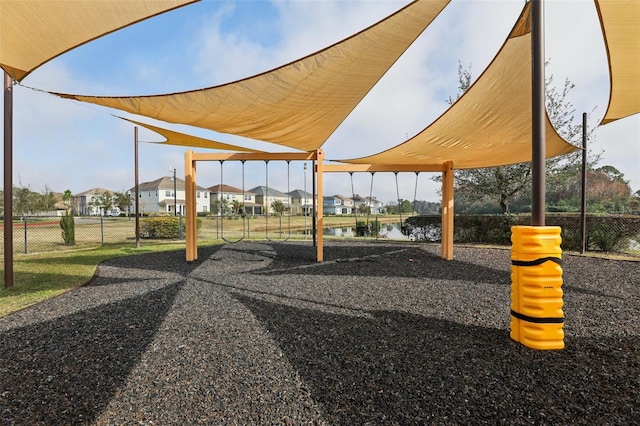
top-left (271, 200), bottom-right (285, 215)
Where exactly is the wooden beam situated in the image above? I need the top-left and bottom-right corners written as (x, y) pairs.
top-left (322, 163), bottom-right (447, 173)
top-left (185, 150), bottom-right (197, 262)
top-left (316, 149), bottom-right (324, 262)
top-left (191, 152), bottom-right (317, 162)
top-left (441, 161), bottom-right (454, 260)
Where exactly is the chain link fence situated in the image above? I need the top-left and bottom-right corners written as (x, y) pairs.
top-left (1, 216), bottom-right (138, 255)
top-left (2, 214), bottom-right (638, 257)
top-left (404, 214), bottom-right (640, 257)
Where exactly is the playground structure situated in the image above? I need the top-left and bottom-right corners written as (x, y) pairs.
top-left (182, 149), bottom-right (455, 263)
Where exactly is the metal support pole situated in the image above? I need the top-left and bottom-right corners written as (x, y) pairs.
top-left (134, 127), bottom-right (141, 248)
top-left (580, 112), bottom-right (588, 254)
top-left (531, 0), bottom-right (546, 226)
top-left (312, 159), bottom-right (316, 246)
top-left (23, 217), bottom-right (27, 254)
top-left (4, 72), bottom-right (14, 287)
top-left (172, 167), bottom-right (177, 215)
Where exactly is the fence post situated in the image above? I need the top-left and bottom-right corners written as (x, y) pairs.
top-left (100, 216), bottom-right (104, 245)
top-left (23, 216), bottom-right (27, 254)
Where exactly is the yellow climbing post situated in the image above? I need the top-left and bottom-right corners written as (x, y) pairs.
top-left (510, 226), bottom-right (564, 350)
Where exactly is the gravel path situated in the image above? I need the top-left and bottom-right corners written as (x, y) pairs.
top-left (1, 241), bottom-right (638, 425)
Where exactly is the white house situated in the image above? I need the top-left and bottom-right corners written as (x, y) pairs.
top-left (208, 184), bottom-right (261, 215)
top-left (352, 193), bottom-right (384, 214)
top-left (73, 187), bottom-right (117, 216)
top-left (131, 176), bottom-right (209, 215)
top-left (323, 195), bottom-right (353, 215)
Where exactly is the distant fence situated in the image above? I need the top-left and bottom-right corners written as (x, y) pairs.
top-left (405, 214), bottom-right (640, 256)
top-left (0, 216), bottom-right (137, 254)
top-left (2, 214), bottom-right (639, 257)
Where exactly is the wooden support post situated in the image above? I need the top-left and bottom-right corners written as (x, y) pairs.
top-left (441, 161), bottom-right (454, 260)
top-left (185, 150), bottom-right (197, 262)
top-left (315, 149), bottom-right (324, 262)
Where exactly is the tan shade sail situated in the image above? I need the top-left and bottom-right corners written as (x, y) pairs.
top-left (595, 0), bottom-right (640, 125)
top-left (120, 117), bottom-right (261, 152)
top-left (340, 2), bottom-right (578, 170)
top-left (0, 0), bottom-right (198, 82)
top-left (55, 0), bottom-right (450, 152)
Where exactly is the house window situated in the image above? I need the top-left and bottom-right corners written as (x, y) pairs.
top-left (204, 193), bottom-right (208, 199)
top-left (148, 191), bottom-right (151, 197)
top-left (197, 192), bottom-right (200, 198)
top-left (244, 195), bottom-right (251, 201)
top-left (203, 206), bottom-right (208, 212)
top-left (165, 190), bottom-right (171, 197)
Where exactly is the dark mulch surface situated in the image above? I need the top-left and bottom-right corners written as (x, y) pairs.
top-left (1, 241), bottom-right (638, 425)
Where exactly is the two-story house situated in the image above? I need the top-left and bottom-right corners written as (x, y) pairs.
top-left (248, 186), bottom-right (291, 214)
top-left (288, 189), bottom-right (313, 215)
top-left (208, 184), bottom-right (261, 215)
top-left (73, 187), bottom-right (117, 216)
top-left (131, 176), bottom-right (209, 215)
top-left (323, 195), bottom-right (354, 215)
top-left (352, 193), bottom-right (384, 214)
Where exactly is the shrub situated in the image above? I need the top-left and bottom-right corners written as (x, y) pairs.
top-left (60, 212), bottom-right (75, 245)
top-left (140, 216), bottom-right (201, 239)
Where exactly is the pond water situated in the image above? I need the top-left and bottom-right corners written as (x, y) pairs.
top-left (296, 222), bottom-right (412, 240)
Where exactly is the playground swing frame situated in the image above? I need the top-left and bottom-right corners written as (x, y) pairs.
top-left (183, 149), bottom-right (454, 263)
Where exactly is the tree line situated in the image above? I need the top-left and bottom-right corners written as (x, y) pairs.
top-left (0, 186), bottom-right (131, 217)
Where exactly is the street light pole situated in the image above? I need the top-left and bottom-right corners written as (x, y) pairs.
top-left (170, 166), bottom-right (177, 215)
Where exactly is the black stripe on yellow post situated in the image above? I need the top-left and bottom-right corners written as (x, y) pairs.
top-left (510, 226), bottom-right (564, 350)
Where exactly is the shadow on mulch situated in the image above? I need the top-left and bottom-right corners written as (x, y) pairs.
top-left (248, 243), bottom-right (511, 285)
top-left (0, 281), bottom-right (184, 424)
top-left (234, 293), bottom-right (639, 425)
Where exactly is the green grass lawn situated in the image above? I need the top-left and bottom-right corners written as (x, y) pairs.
top-left (0, 241), bottom-right (220, 318)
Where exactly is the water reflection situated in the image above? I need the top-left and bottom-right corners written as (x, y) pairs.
top-left (315, 223), bottom-right (411, 240)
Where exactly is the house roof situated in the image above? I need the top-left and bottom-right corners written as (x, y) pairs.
top-left (131, 176), bottom-right (207, 192)
top-left (74, 187), bottom-right (115, 196)
top-left (208, 184), bottom-right (255, 196)
top-left (248, 186), bottom-right (290, 198)
top-left (288, 189), bottom-right (313, 199)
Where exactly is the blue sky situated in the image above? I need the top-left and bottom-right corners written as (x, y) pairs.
top-left (4, 0), bottom-right (639, 205)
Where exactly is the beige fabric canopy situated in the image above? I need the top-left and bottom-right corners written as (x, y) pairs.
top-left (121, 117), bottom-right (261, 152)
top-left (0, 0), bottom-right (197, 82)
top-left (55, 0), bottom-right (450, 152)
top-left (595, 0), bottom-right (640, 125)
top-left (340, 2), bottom-right (578, 169)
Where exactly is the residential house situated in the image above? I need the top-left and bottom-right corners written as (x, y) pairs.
top-left (323, 195), bottom-right (354, 215)
top-left (208, 184), bottom-right (261, 215)
top-left (73, 187), bottom-right (116, 216)
top-left (131, 176), bottom-right (209, 215)
top-left (288, 189), bottom-right (313, 215)
top-left (352, 193), bottom-right (384, 214)
top-left (248, 186), bottom-right (291, 214)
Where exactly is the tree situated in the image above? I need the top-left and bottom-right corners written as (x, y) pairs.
top-left (13, 183), bottom-right (34, 216)
top-left (113, 191), bottom-right (131, 216)
top-left (437, 61), bottom-right (600, 213)
top-left (231, 199), bottom-right (243, 215)
top-left (358, 204), bottom-right (371, 215)
top-left (36, 185), bottom-right (58, 213)
top-left (271, 200), bottom-right (285, 215)
top-left (99, 191), bottom-right (114, 215)
top-left (62, 189), bottom-right (73, 212)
